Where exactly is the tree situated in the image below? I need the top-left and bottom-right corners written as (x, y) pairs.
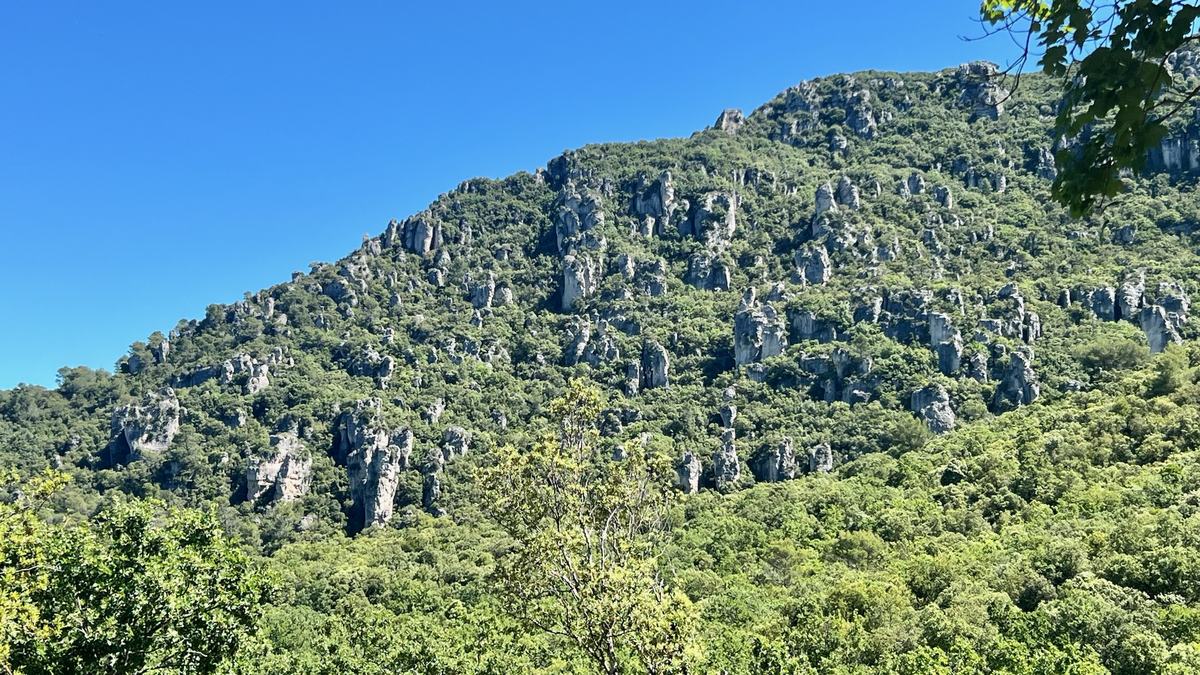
top-left (481, 380), bottom-right (694, 675)
top-left (981, 0), bottom-right (1200, 214)
top-left (0, 472), bottom-right (271, 674)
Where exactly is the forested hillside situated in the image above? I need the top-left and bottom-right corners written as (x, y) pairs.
top-left (6, 58), bottom-right (1200, 672)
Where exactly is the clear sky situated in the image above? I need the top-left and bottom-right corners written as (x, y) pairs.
top-left (0, 1), bottom-right (1020, 388)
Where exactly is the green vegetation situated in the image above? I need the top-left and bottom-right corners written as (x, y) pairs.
top-left (982, 0), bottom-right (1200, 214)
top-left (0, 473), bottom-right (268, 674)
top-left (4, 44), bottom-right (1200, 672)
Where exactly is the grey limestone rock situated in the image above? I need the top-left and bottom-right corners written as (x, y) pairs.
top-left (911, 386), bottom-right (957, 434)
top-left (562, 254), bottom-right (599, 311)
top-left (752, 438), bottom-right (797, 482)
top-left (469, 272), bottom-right (496, 309)
top-left (835, 175), bottom-right (861, 209)
top-left (684, 192), bottom-right (738, 250)
top-left (554, 182), bottom-right (606, 254)
top-left (632, 171), bottom-right (677, 234)
top-left (733, 289), bottom-right (789, 365)
top-left (794, 246), bottom-right (832, 285)
top-left (990, 350), bottom-right (1040, 412)
top-left (807, 442), bottom-right (833, 473)
top-left (335, 399), bottom-right (411, 531)
top-left (109, 387), bottom-right (181, 463)
top-left (441, 426), bottom-right (472, 460)
top-left (713, 429), bottom-right (741, 491)
top-left (246, 363), bottom-right (271, 395)
top-left (640, 341), bottom-right (670, 389)
top-left (933, 185), bottom-right (954, 209)
top-left (347, 347), bottom-right (395, 389)
top-left (957, 61), bottom-right (1008, 120)
top-left (245, 431), bottom-right (312, 504)
top-left (814, 181), bottom-right (838, 216)
top-left (713, 108), bottom-right (744, 134)
top-left (1140, 305), bottom-right (1183, 353)
top-left (676, 451), bottom-right (702, 494)
top-left (685, 253), bottom-right (732, 291)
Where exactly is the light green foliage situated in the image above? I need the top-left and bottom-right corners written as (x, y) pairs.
top-left (0, 473), bottom-right (270, 674)
top-left (481, 381), bottom-right (693, 674)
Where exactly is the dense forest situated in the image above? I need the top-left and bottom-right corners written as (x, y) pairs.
top-left (6, 55), bottom-right (1200, 672)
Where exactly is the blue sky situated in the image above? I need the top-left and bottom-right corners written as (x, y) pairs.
top-left (0, 1), bottom-right (1019, 388)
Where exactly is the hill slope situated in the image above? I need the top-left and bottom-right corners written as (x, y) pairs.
top-left (6, 59), bottom-right (1200, 671)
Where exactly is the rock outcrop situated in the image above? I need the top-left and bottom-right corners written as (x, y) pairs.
top-left (1140, 305), bottom-right (1183, 353)
top-left (734, 289), bottom-right (788, 366)
top-left (632, 171), bottom-right (677, 234)
top-left (714, 108), bottom-right (744, 134)
top-left (109, 388), bottom-right (181, 463)
top-left (751, 438), bottom-right (797, 482)
top-left (562, 254), bottom-right (599, 310)
top-left (346, 347), bottom-right (396, 389)
top-left (911, 385), bottom-right (956, 434)
top-left (956, 61), bottom-right (1008, 120)
top-left (384, 212), bottom-right (441, 255)
top-left (640, 341), bottom-right (670, 389)
top-left (713, 429), bottom-right (741, 491)
top-left (676, 451), bottom-right (702, 494)
top-left (441, 426), bottom-right (472, 460)
top-left (794, 246), bottom-right (832, 285)
top-left (807, 442), bottom-right (833, 473)
top-left (685, 253), bottom-right (732, 291)
top-left (245, 432), bottom-right (312, 504)
top-left (334, 399), bottom-right (412, 531)
top-left (990, 351), bottom-right (1040, 412)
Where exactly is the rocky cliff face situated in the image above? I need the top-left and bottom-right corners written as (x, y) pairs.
top-left (12, 58), bottom-right (1200, 538)
top-left (108, 388), bottom-right (181, 463)
top-left (246, 432), bottom-right (312, 504)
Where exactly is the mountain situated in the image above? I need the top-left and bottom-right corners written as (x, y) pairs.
top-left (6, 59), bottom-right (1200, 672)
